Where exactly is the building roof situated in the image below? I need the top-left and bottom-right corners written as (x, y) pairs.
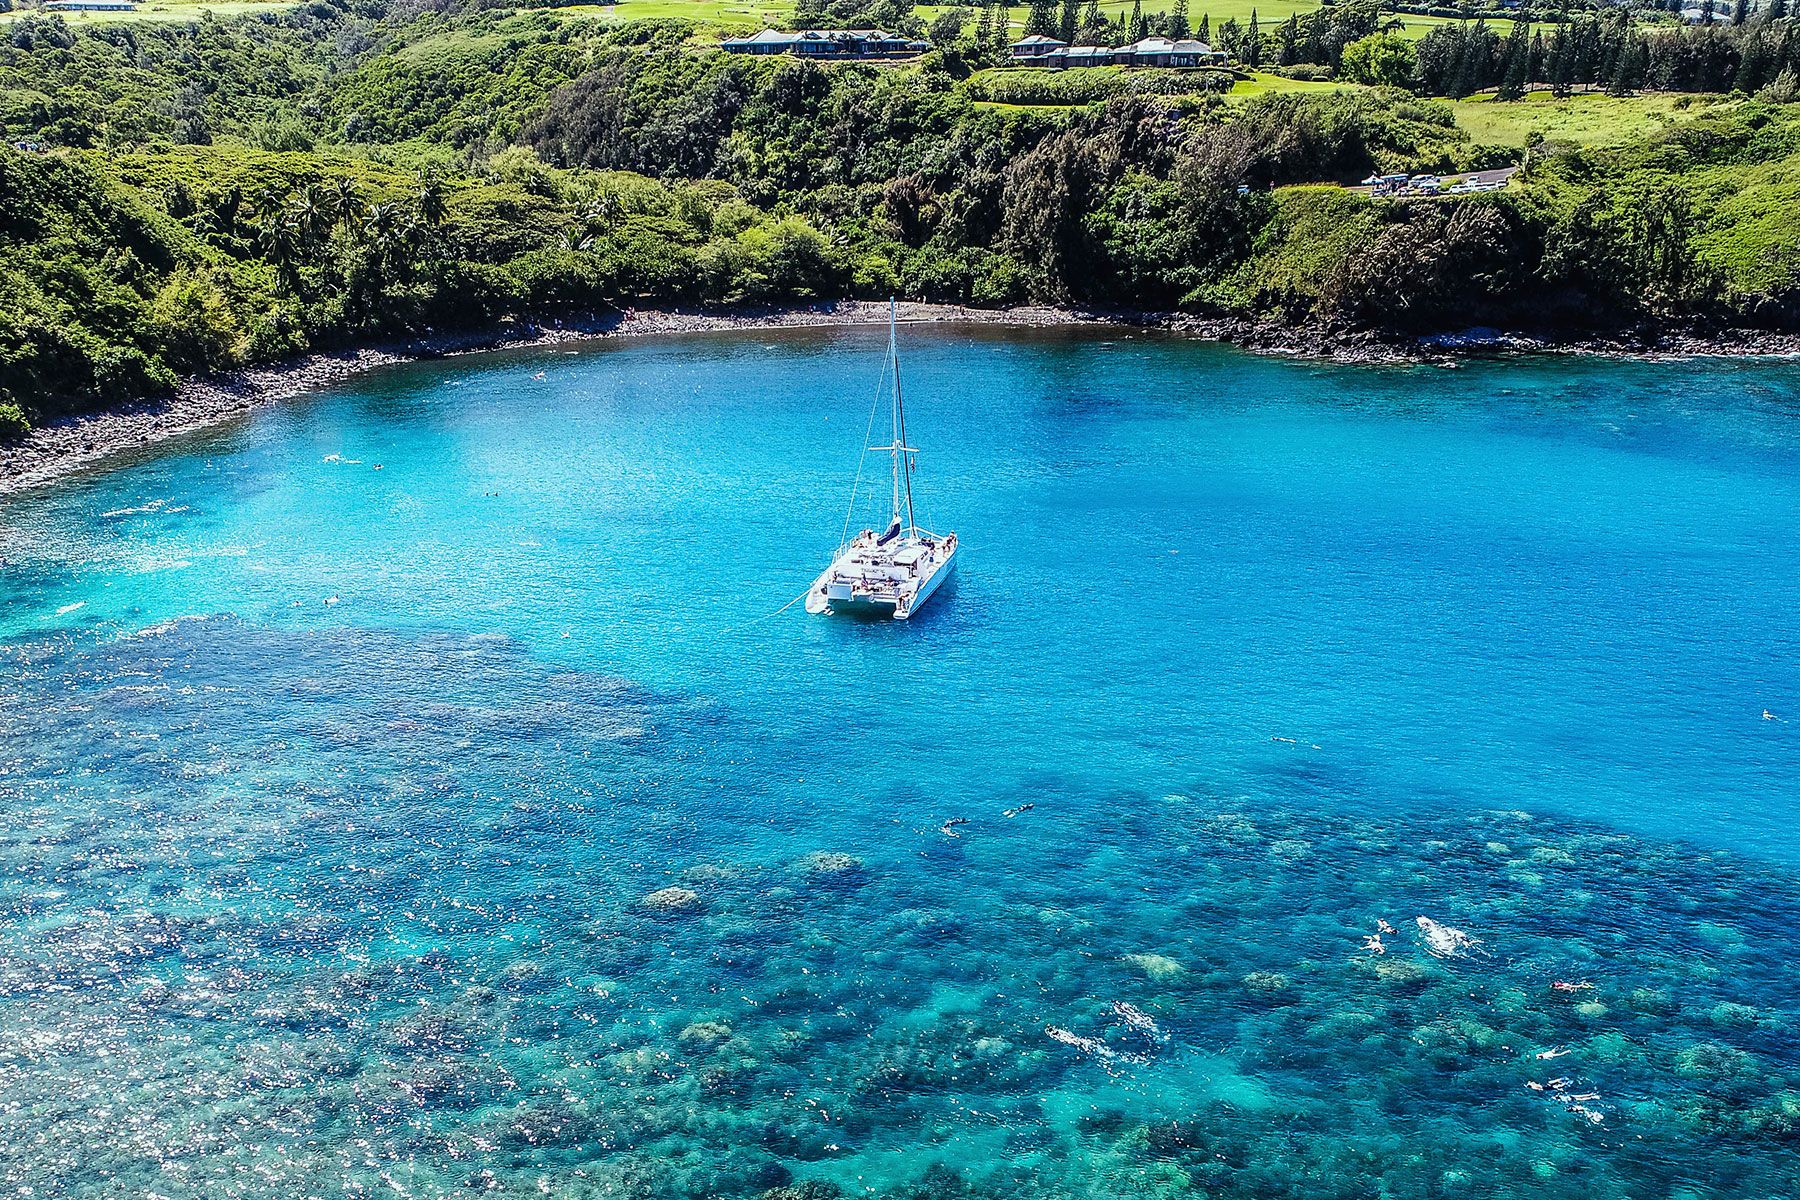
top-left (1124, 37), bottom-right (1177, 54)
top-left (726, 28), bottom-right (919, 46)
top-left (1170, 39), bottom-right (1219, 54)
top-left (1011, 35), bottom-right (1067, 47)
top-left (795, 28), bottom-right (906, 41)
top-left (721, 29), bottom-right (800, 46)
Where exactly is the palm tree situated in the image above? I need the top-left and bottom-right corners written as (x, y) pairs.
top-left (287, 183), bottom-right (330, 250)
top-left (413, 171), bottom-right (448, 228)
top-left (392, 216), bottom-right (428, 279)
top-left (362, 200), bottom-right (400, 243)
top-left (256, 217), bottom-right (304, 293)
top-left (328, 178), bottom-right (363, 232)
top-left (250, 184), bottom-right (289, 236)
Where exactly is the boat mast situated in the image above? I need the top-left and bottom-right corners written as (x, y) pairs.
top-left (889, 299), bottom-right (917, 538)
top-left (889, 300), bottom-right (901, 532)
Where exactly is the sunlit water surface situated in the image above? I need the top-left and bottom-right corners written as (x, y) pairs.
top-left (2, 326), bottom-right (1798, 1199)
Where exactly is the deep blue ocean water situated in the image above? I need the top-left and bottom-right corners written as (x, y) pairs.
top-left (2, 325), bottom-right (1798, 1199)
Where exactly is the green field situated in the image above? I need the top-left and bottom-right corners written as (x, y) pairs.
top-left (550, 1), bottom-right (788, 23)
top-left (1449, 90), bottom-right (1738, 148)
top-left (555, 0), bottom-right (1325, 33)
top-left (0, 0), bottom-right (296, 22)
top-left (1014, 0), bottom-right (1321, 26)
top-left (1228, 69), bottom-right (1346, 97)
top-left (1389, 12), bottom-right (1514, 39)
top-left (0, 0), bottom-right (1444, 38)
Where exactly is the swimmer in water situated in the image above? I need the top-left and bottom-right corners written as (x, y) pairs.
top-left (533, 371), bottom-right (547, 381)
top-left (940, 818), bottom-right (969, 838)
top-left (1361, 934), bottom-right (1386, 955)
top-left (1536, 1047), bottom-right (1572, 1061)
top-left (1551, 981), bottom-right (1595, 993)
top-left (1377, 918), bottom-right (1397, 936)
top-left (1002, 803), bottom-right (1035, 818)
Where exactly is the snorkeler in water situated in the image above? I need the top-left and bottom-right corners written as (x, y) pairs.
top-left (1361, 934), bottom-right (1387, 955)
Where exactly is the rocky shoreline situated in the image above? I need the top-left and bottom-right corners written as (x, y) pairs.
top-left (3, 300), bottom-right (1796, 498)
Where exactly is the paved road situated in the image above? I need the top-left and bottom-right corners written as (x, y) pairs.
top-left (1344, 164), bottom-right (1520, 196)
top-left (1458, 165), bottom-right (1521, 187)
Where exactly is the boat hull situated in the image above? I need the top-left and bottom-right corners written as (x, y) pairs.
top-left (820, 594), bottom-right (900, 619)
top-left (806, 539), bottom-right (957, 620)
top-left (896, 548), bottom-right (954, 619)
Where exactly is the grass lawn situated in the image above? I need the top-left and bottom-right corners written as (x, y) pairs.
top-left (1388, 12), bottom-right (1514, 39)
top-left (551, 1), bottom-right (790, 23)
top-left (1450, 90), bottom-right (1737, 148)
top-left (1228, 69), bottom-right (1346, 97)
top-left (1018, 0), bottom-right (1321, 26)
top-left (0, 0), bottom-right (296, 22)
top-left (551, 0), bottom-right (1324, 34)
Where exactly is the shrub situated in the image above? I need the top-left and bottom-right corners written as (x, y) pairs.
top-left (0, 399), bottom-right (28, 441)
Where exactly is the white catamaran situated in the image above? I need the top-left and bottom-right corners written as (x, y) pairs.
top-left (806, 302), bottom-right (957, 621)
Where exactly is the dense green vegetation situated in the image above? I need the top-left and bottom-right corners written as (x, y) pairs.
top-left (2, 0), bottom-right (1799, 436)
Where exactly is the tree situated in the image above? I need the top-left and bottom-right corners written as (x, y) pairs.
top-left (1498, 19), bottom-right (1532, 99)
top-left (1198, 13), bottom-right (1210, 43)
top-left (1079, 0), bottom-right (1102, 40)
top-left (362, 200), bottom-right (400, 244)
top-left (1545, 27), bottom-right (1573, 96)
top-left (1127, 0), bottom-right (1146, 42)
top-left (1026, 0), bottom-right (1056, 37)
top-left (931, 7), bottom-right (971, 43)
top-left (1339, 32), bottom-right (1416, 87)
top-left (1170, 0), bottom-right (1190, 39)
top-left (1607, 32), bottom-right (1647, 95)
top-left (1242, 9), bottom-right (1262, 67)
top-left (255, 218), bottom-right (303, 293)
top-left (287, 183), bottom-right (330, 248)
top-left (414, 172), bottom-right (448, 228)
top-left (328, 178), bottom-right (363, 231)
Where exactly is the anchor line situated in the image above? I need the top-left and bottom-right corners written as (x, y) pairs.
top-left (720, 586), bottom-right (813, 637)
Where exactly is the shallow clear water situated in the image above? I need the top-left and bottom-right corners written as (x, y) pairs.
top-left (2, 326), bottom-right (1798, 1199)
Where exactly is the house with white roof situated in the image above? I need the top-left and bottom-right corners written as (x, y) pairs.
top-left (1009, 35), bottom-right (1067, 61)
top-left (720, 29), bottom-right (928, 58)
top-left (1035, 37), bottom-right (1228, 70)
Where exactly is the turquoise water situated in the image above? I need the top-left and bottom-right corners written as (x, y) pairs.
top-left (2, 326), bottom-right (1799, 1198)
